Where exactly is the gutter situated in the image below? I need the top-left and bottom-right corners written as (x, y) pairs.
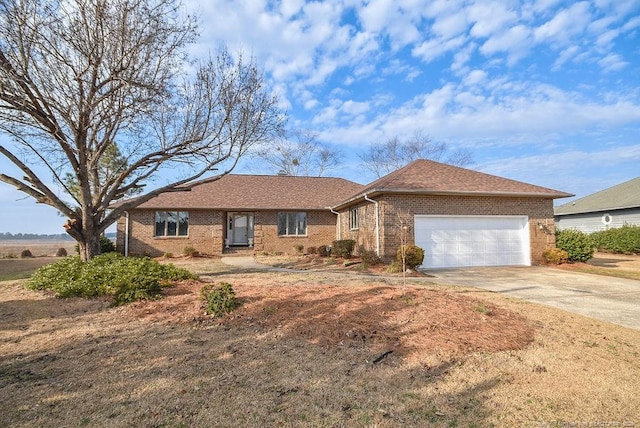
top-left (364, 194), bottom-right (380, 257)
top-left (124, 211), bottom-right (129, 257)
top-left (329, 207), bottom-right (341, 240)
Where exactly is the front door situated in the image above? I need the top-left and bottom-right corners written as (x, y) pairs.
top-left (233, 214), bottom-right (249, 245)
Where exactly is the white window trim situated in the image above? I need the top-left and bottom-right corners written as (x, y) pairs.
top-left (154, 211), bottom-right (189, 238)
top-left (278, 212), bottom-right (307, 236)
top-left (349, 206), bottom-right (359, 230)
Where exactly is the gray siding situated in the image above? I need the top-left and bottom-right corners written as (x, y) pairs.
top-left (555, 208), bottom-right (640, 233)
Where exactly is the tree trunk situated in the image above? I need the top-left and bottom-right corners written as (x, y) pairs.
top-left (77, 233), bottom-right (102, 262)
top-left (65, 218), bottom-right (102, 262)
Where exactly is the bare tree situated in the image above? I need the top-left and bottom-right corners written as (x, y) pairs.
top-left (359, 131), bottom-right (473, 178)
top-left (0, 0), bottom-right (282, 260)
top-left (252, 129), bottom-right (341, 176)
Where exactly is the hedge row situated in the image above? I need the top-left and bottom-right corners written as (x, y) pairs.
top-left (555, 224), bottom-right (640, 263)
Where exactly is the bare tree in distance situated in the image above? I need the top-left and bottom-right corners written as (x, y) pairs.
top-left (0, 0), bottom-right (283, 261)
top-left (252, 129), bottom-right (342, 176)
top-left (359, 131), bottom-right (473, 178)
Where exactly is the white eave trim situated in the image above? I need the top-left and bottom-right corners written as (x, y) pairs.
top-left (332, 189), bottom-right (572, 210)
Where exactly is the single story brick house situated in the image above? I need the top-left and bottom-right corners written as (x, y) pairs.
top-left (115, 174), bottom-right (364, 257)
top-left (554, 177), bottom-right (640, 233)
top-left (332, 160), bottom-right (572, 268)
top-left (116, 159), bottom-right (571, 268)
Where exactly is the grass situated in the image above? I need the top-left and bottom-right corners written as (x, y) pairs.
top-left (0, 258), bottom-right (60, 282)
top-left (562, 264), bottom-right (640, 281)
top-left (1, 255), bottom-right (638, 427)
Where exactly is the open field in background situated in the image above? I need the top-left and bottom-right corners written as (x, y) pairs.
top-left (0, 240), bottom-right (76, 259)
top-left (1, 257), bottom-right (639, 427)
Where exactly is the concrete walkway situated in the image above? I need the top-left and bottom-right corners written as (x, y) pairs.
top-left (220, 256), bottom-right (304, 273)
top-left (426, 266), bottom-right (640, 330)
top-left (220, 256), bottom-right (640, 330)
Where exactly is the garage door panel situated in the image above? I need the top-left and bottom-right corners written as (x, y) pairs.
top-left (415, 216), bottom-right (530, 268)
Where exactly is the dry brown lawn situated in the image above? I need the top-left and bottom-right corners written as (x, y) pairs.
top-left (0, 240), bottom-right (76, 259)
top-left (1, 256), bottom-right (639, 427)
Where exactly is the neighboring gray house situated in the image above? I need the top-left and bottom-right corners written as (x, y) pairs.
top-left (554, 177), bottom-right (640, 233)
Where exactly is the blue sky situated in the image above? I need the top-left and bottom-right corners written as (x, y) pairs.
top-left (1, 0), bottom-right (639, 234)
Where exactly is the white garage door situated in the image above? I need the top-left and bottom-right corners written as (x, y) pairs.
top-left (414, 216), bottom-right (530, 268)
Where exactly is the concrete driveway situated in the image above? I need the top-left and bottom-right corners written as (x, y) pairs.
top-left (425, 266), bottom-right (640, 330)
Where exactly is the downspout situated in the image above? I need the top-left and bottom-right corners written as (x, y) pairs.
top-left (330, 208), bottom-right (341, 240)
top-left (124, 211), bottom-right (129, 257)
top-left (364, 194), bottom-right (380, 257)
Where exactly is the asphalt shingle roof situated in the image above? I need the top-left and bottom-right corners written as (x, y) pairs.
top-left (554, 177), bottom-right (640, 215)
top-left (131, 174), bottom-right (365, 210)
top-left (333, 159), bottom-right (572, 208)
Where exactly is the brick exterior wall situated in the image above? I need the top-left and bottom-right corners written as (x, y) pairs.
top-left (253, 211), bottom-right (337, 254)
top-left (338, 194), bottom-right (557, 265)
top-left (116, 209), bottom-right (338, 257)
top-left (116, 210), bottom-right (224, 257)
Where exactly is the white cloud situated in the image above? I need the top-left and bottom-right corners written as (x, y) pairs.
top-left (598, 53), bottom-right (628, 72)
top-left (280, 0), bottom-right (304, 18)
top-left (430, 11), bottom-right (468, 39)
top-left (463, 69), bottom-right (487, 86)
top-left (553, 45), bottom-right (580, 69)
top-left (478, 144), bottom-right (640, 198)
top-left (467, 1), bottom-right (518, 38)
top-left (480, 25), bottom-right (532, 64)
top-left (412, 35), bottom-right (467, 63)
top-left (451, 42), bottom-right (477, 73)
top-left (534, 2), bottom-right (591, 44)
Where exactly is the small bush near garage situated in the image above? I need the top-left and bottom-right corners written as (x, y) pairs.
top-left (397, 245), bottom-right (425, 269)
top-left (27, 253), bottom-right (196, 304)
top-left (358, 246), bottom-right (382, 266)
top-left (183, 246), bottom-right (199, 257)
top-left (200, 282), bottom-right (241, 317)
top-left (317, 245), bottom-right (331, 257)
top-left (332, 239), bottom-right (356, 258)
top-left (590, 225), bottom-right (640, 254)
top-left (555, 229), bottom-right (595, 262)
top-left (542, 248), bottom-right (569, 265)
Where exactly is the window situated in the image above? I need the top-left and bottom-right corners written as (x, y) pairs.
top-left (155, 211), bottom-right (189, 237)
top-left (349, 207), bottom-right (359, 230)
top-left (278, 212), bottom-right (307, 236)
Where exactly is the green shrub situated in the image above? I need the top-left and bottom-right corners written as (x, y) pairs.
top-left (590, 224), bottom-right (640, 254)
top-left (542, 248), bottom-right (569, 265)
top-left (555, 229), bottom-right (595, 262)
top-left (200, 282), bottom-right (241, 317)
top-left (358, 246), bottom-right (381, 266)
top-left (20, 249), bottom-right (33, 258)
top-left (387, 260), bottom-right (403, 273)
top-left (397, 245), bottom-right (425, 269)
top-left (317, 245), bottom-right (331, 257)
top-left (332, 239), bottom-right (356, 258)
top-left (183, 246), bottom-right (199, 257)
top-left (163, 252), bottom-right (173, 258)
top-left (100, 236), bottom-right (116, 253)
top-left (293, 244), bottom-right (304, 254)
top-left (26, 253), bottom-right (196, 304)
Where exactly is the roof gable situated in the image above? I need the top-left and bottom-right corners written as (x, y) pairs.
top-left (334, 159), bottom-right (571, 208)
top-left (132, 174), bottom-right (364, 210)
top-left (555, 177), bottom-right (640, 215)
